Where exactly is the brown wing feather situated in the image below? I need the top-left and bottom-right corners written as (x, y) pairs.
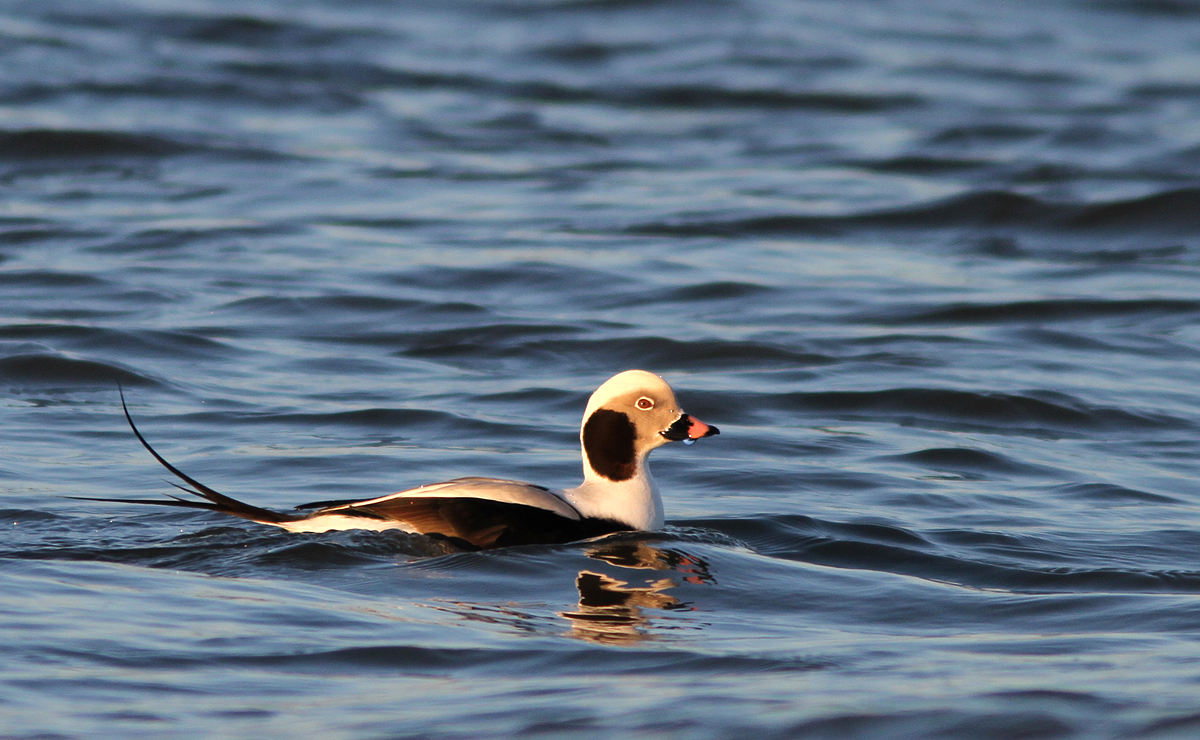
top-left (334, 497), bottom-right (629, 550)
top-left (345, 498), bottom-right (509, 548)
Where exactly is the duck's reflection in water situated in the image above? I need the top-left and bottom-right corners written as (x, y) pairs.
top-left (560, 540), bottom-right (713, 645)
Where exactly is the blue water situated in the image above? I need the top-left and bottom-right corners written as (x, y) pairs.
top-left (5, 0), bottom-right (1200, 737)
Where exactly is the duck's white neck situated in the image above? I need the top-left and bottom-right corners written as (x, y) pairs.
top-left (562, 457), bottom-right (664, 531)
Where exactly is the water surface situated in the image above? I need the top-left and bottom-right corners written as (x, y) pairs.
top-left (4, 0), bottom-right (1200, 737)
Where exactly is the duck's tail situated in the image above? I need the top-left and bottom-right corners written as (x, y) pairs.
top-left (72, 389), bottom-right (300, 526)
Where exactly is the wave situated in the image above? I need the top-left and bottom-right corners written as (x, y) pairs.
top-left (0, 354), bottom-right (157, 387)
top-left (868, 298), bottom-right (1200, 325)
top-left (91, 223), bottom-right (293, 254)
top-left (121, 13), bottom-right (378, 49)
top-left (1089, 0), bottom-right (1200, 17)
top-left (382, 261), bottom-right (633, 292)
top-left (0, 227), bottom-right (104, 246)
top-left (0, 129), bottom-right (197, 159)
top-left (2, 524), bottom-right (444, 571)
top-left (627, 187), bottom-right (1200, 236)
top-left (882, 447), bottom-right (1053, 478)
top-left (493, 0), bottom-right (734, 14)
top-left (218, 295), bottom-right (487, 319)
top-left (610, 86), bottom-right (921, 112)
top-left (178, 57), bottom-right (923, 113)
top-left (927, 123), bottom-right (1045, 145)
top-left (171, 407), bottom-right (534, 437)
top-left (26, 509), bottom-right (1200, 600)
top-left (692, 514), bottom-right (1200, 594)
top-left (0, 324), bottom-right (238, 360)
top-left (41, 6), bottom-right (388, 48)
top-left (1051, 482), bottom-right (1182, 505)
top-left (44, 634), bottom-right (821, 674)
top-left (0, 270), bottom-right (106, 287)
top-left (311, 265), bottom-right (780, 312)
top-left (386, 334), bottom-right (834, 371)
top-left (698, 386), bottom-right (1190, 434)
top-left (1065, 188), bottom-right (1200, 231)
top-left (0, 128), bottom-right (289, 161)
top-left (613, 280), bottom-right (780, 306)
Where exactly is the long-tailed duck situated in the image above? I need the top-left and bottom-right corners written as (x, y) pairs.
top-left (90, 370), bottom-right (718, 550)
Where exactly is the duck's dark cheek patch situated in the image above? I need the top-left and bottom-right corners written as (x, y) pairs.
top-left (583, 408), bottom-right (636, 482)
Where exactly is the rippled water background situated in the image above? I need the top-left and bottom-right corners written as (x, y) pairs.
top-left (5, 0), bottom-right (1200, 737)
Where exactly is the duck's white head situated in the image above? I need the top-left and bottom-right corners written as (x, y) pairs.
top-left (579, 370), bottom-right (717, 484)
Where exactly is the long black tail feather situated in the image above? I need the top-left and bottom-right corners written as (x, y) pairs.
top-left (70, 494), bottom-right (223, 511)
top-left (73, 389), bottom-right (297, 525)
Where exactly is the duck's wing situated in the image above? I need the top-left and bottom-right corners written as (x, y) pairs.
top-left (289, 477), bottom-right (624, 550)
top-left (322, 477), bottom-right (581, 519)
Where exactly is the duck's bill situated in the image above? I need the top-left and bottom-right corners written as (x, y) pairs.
top-left (661, 413), bottom-right (720, 443)
top-left (686, 416), bottom-right (718, 439)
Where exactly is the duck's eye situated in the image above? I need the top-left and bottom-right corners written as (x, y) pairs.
top-left (636, 397), bottom-right (654, 410)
